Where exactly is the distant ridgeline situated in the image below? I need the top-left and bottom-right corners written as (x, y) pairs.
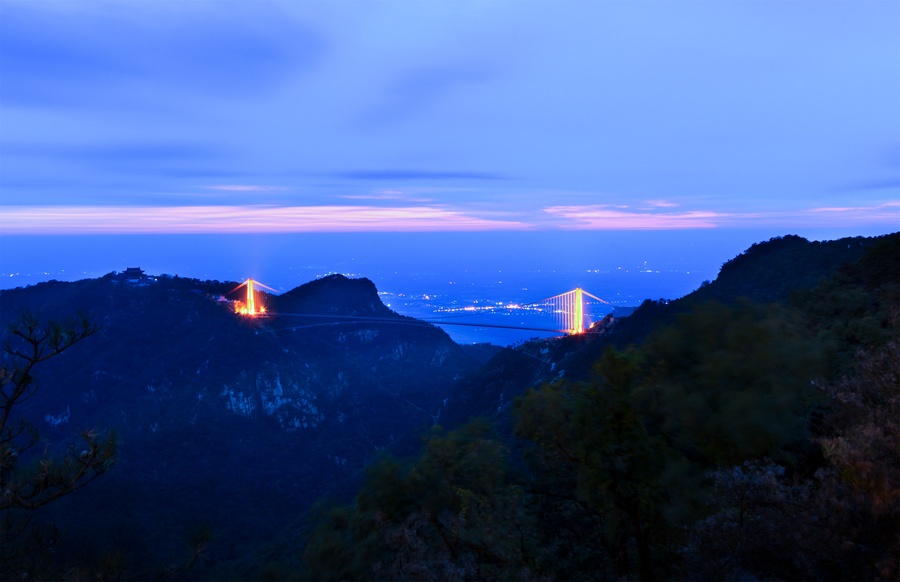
top-left (440, 232), bottom-right (899, 426)
top-left (0, 232), bottom-right (896, 580)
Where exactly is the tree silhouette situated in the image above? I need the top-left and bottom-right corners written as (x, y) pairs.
top-left (1, 310), bottom-right (116, 514)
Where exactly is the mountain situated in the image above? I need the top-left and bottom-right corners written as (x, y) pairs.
top-left (299, 233), bottom-right (899, 582)
top-left (0, 273), bottom-right (480, 569)
top-left (2, 232), bottom-right (896, 577)
top-left (440, 232), bottom-right (900, 426)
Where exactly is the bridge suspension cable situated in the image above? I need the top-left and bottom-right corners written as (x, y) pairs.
top-left (229, 280), bottom-right (609, 337)
top-left (271, 312), bottom-right (566, 334)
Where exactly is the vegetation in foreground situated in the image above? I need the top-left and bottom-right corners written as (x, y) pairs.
top-left (0, 233), bottom-right (896, 580)
top-left (301, 235), bottom-right (899, 581)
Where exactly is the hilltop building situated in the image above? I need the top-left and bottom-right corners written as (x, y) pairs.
top-left (120, 267), bottom-right (146, 285)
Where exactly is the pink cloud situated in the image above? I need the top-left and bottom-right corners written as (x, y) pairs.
top-left (810, 201), bottom-right (900, 213)
top-left (339, 190), bottom-right (434, 203)
top-left (204, 185), bottom-right (287, 192)
top-left (643, 200), bottom-right (680, 208)
top-left (544, 201), bottom-right (899, 230)
top-left (544, 206), bottom-right (723, 229)
top-left (3, 200), bottom-right (895, 235)
top-left (0, 205), bottom-right (528, 234)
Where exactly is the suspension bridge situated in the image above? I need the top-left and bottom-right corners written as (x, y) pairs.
top-left (228, 278), bottom-right (279, 316)
top-left (230, 280), bottom-right (612, 336)
top-left (529, 288), bottom-right (611, 334)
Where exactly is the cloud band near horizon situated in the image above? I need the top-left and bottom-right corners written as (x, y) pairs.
top-left (0, 202), bottom-right (897, 234)
top-left (0, 205), bottom-right (527, 234)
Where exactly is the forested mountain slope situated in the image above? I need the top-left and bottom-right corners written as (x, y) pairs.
top-left (0, 274), bottom-right (478, 574)
top-left (2, 232), bottom-right (896, 579)
top-left (301, 232), bottom-right (899, 582)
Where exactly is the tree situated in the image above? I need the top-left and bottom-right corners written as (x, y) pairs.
top-left (1, 310), bottom-right (116, 514)
top-left (682, 342), bottom-right (900, 581)
top-left (301, 420), bottom-right (535, 581)
top-left (816, 341), bottom-right (900, 580)
top-left (514, 349), bottom-right (681, 580)
top-left (635, 300), bottom-right (825, 466)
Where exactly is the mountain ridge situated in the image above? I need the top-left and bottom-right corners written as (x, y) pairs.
top-left (1, 231), bottom-right (896, 576)
top-left (0, 272), bottom-right (480, 567)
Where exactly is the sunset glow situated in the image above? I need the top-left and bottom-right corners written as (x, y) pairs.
top-left (3, 202), bottom-right (897, 235)
top-left (542, 204), bottom-right (900, 231)
top-left (0, 1), bottom-right (896, 291)
top-left (0, 205), bottom-right (527, 234)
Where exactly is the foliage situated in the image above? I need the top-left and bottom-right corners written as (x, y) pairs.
top-left (1, 311), bottom-right (116, 512)
top-left (303, 267), bottom-right (895, 580)
top-left (302, 420), bottom-right (536, 581)
top-left (2, 233), bottom-right (897, 577)
top-left (710, 234), bottom-right (875, 304)
top-left (794, 232), bottom-right (900, 373)
top-left (1, 310), bottom-right (117, 577)
top-left (514, 349), bottom-right (680, 580)
top-left (636, 300), bottom-right (825, 466)
top-left (817, 341), bottom-right (900, 579)
top-left (681, 341), bottom-right (900, 581)
top-left (0, 271), bottom-right (483, 575)
top-left (679, 459), bottom-right (825, 580)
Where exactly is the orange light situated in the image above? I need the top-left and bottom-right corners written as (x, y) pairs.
top-left (247, 279), bottom-right (256, 315)
top-left (574, 288), bottom-right (584, 334)
top-left (231, 278), bottom-right (277, 317)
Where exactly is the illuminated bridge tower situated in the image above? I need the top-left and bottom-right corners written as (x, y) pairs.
top-left (246, 278), bottom-right (257, 315)
top-left (537, 287), bottom-right (609, 335)
top-left (231, 278), bottom-right (278, 316)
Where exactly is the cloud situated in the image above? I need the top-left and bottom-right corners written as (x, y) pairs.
top-left (0, 205), bottom-right (528, 234)
top-left (339, 190), bottom-right (434, 203)
top-left (0, 3), bottom-right (327, 108)
top-left (544, 206), bottom-right (723, 230)
top-left (544, 201), bottom-right (900, 231)
top-left (837, 177), bottom-right (900, 192)
top-left (0, 141), bottom-right (226, 162)
top-left (3, 199), bottom-right (895, 236)
top-left (642, 200), bottom-right (680, 208)
top-left (0, 140), bottom-right (235, 185)
top-left (335, 170), bottom-right (507, 181)
top-left (341, 189), bottom-right (405, 200)
top-left (812, 204), bottom-right (892, 213)
top-left (0, 141), bottom-right (232, 179)
top-left (809, 201), bottom-right (900, 215)
top-left (360, 62), bottom-right (498, 126)
top-left (204, 185), bottom-right (288, 193)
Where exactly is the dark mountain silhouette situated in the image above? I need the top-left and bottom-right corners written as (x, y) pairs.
top-left (440, 232), bottom-right (899, 426)
top-left (1, 232), bottom-right (896, 577)
top-left (276, 273), bottom-right (394, 316)
top-left (299, 234), bottom-right (899, 582)
top-left (0, 273), bottom-right (480, 569)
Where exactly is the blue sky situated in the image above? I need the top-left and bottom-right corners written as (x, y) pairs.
top-left (0, 0), bottom-right (898, 290)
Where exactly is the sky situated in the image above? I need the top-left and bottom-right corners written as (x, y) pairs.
top-left (0, 0), bottom-right (898, 299)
